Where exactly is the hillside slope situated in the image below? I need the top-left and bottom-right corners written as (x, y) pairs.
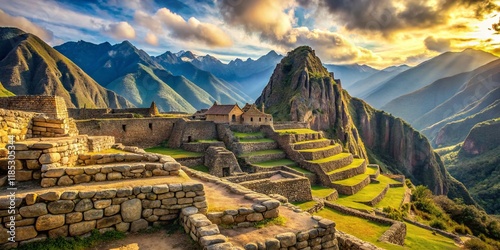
top-left (348, 65), bottom-right (410, 98)
top-left (0, 27), bottom-right (133, 108)
top-left (256, 46), bottom-right (473, 202)
top-left (365, 49), bottom-right (497, 108)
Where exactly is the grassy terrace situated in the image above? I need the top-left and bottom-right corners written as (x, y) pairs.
top-left (307, 152), bottom-right (351, 164)
top-left (297, 144), bottom-right (337, 153)
top-left (191, 165), bottom-right (209, 173)
top-left (287, 165), bottom-right (312, 174)
top-left (145, 147), bottom-right (203, 159)
top-left (311, 185), bottom-right (335, 198)
top-left (239, 138), bottom-right (275, 143)
top-left (317, 208), bottom-right (459, 250)
top-left (193, 139), bottom-right (221, 143)
top-left (87, 148), bottom-right (127, 155)
top-left (326, 158), bottom-right (365, 174)
top-left (275, 128), bottom-right (319, 135)
top-left (334, 175), bottom-right (403, 211)
top-left (253, 158), bottom-right (297, 168)
top-left (331, 172), bottom-right (369, 186)
top-left (292, 200), bottom-right (317, 211)
top-left (239, 149), bottom-right (284, 157)
top-left (233, 131), bottom-right (265, 139)
top-left (293, 138), bottom-right (330, 145)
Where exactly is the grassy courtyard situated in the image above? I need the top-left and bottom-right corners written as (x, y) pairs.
top-left (253, 158), bottom-right (297, 168)
top-left (275, 128), bottom-right (319, 135)
top-left (145, 147), bottom-right (203, 159)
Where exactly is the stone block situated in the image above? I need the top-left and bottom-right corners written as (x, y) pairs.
top-left (276, 232), bottom-right (297, 247)
top-left (75, 199), bottom-right (93, 212)
top-left (66, 212), bottom-right (83, 224)
top-left (16, 226), bottom-right (38, 241)
top-left (116, 222), bottom-right (130, 232)
top-left (97, 215), bottom-right (122, 229)
top-left (57, 176), bottom-right (74, 186)
top-left (200, 234), bottom-right (227, 246)
top-left (121, 198), bottom-right (142, 222)
top-left (48, 225), bottom-right (68, 238)
top-left (84, 209), bottom-right (103, 220)
top-left (130, 219), bottom-right (148, 232)
top-left (25, 193), bottom-right (37, 205)
top-left (19, 203), bottom-right (47, 217)
top-left (35, 214), bottom-right (65, 231)
top-left (39, 153), bottom-right (61, 164)
top-left (73, 174), bottom-right (91, 184)
top-left (44, 168), bottom-right (65, 178)
top-left (104, 205), bottom-right (120, 216)
top-left (69, 220), bottom-right (96, 236)
top-left (107, 172), bottom-right (122, 180)
top-left (16, 150), bottom-right (42, 160)
top-left (48, 200), bottom-right (75, 214)
top-left (39, 191), bottom-right (61, 201)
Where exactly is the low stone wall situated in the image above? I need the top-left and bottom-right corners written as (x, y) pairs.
top-left (77, 153), bottom-right (146, 166)
top-left (360, 185), bottom-right (389, 207)
top-left (399, 216), bottom-right (462, 243)
top-left (180, 207), bottom-right (235, 249)
top-left (0, 96), bottom-right (68, 119)
top-left (225, 171), bottom-right (312, 202)
top-left (204, 147), bottom-right (242, 177)
top-left (299, 144), bottom-right (342, 161)
top-left (302, 154), bottom-right (353, 173)
top-left (336, 231), bottom-right (383, 250)
top-left (324, 202), bottom-right (406, 246)
top-left (327, 161), bottom-right (366, 182)
top-left (176, 157), bottom-right (203, 167)
top-left (40, 161), bottom-right (181, 188)
top-left (31, 116), bottom-right (73, 138)
top-left (206, 199), bottom-right (280, 227)
top-left (87, 136), bottom-right (115, 152)
top-left (272, 122), bottom-right (309, 130)
top-left (0, 109), bottom-right (35, 146)
top-left (1, 136), bottom-right (89, 183)
top-left (0, 182), bottom-right (207, 249)
top-left (330, 175), bottom-right (370, 195)
top-left (181, 141), bottom-right (225, 153)
top-left (234, 141), bottom-right (278, 154)
top-left (241, 151), bottom-right (286, 163)
top-left (242, 216), bottom-right (337, 250)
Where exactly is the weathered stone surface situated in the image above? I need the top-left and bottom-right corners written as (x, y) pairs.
top-left (246, 213), bottom-right (264, 222)
top-left (66, 168), bottom-right (84, 176)
top-left (48, 200), bottom-right (75, 214)
top-left (121, 199), bottom-right (142, 222)
top-left (25, 193), bottom-right (37, 205)
top-left (73, 174), bottom-right (91, 184)
top-left (97, 215), bottom-right (122, 229)
top-left (276, 232), bottom-right (297, 247)
top-left (75, 199), bottom-right (93, 212)
top-left (95, 173), bottom-right (106, 181)
top-left (130, 219), bottom-right (148, 232)
top-left (104, 205), bottom-right (120, 216)
top-left (95, 190), bottom-right (117, 199)
top-left (265, 238), bottom-right (280, 250)
top-left (48, 225), bottom-right (68, 238)
top-left (318, 219), bottom-right (335, 228)
top-left (84, 209), bottom-right (103, 220)
top-left (16, 150), bottom-right (42, 160)
top-left (152, 185), bottom-right (169, 194)
top-left (19, 203), bottom-right (47, 217)
top-left (116, 222), bottom-right (130, 232)
top-left (39, 153), bottom-right (61, 164)
top-left (107, 172), bottom-right (122, 180)
top-left (66, 212), bottom-right (83, 224)
top-left (69, 220), bottom-right (96, 236)
top-left (199, 224), bottom-right (220, 237)
top-left (264, 208), bottom-right (279, 219)
top-left (57, 176), bottom-right (74, 186)
top-left (206, 242), bottom-right (234, 250)
top-left (39, 191), bottom-right (61, 201)
top-left (79, 191), bottom-right (96, 199)
top-left (41, 178), bottom-right (57, 187)
top-left (94, 200), bottom-right (111, 209)
top-left (16, 226), bottom-right (38, 241)
top-left (44, 168), bottom-right (65, 178)
top-left (35, 214), bottom-right (65, 231)
top-left (262, 200), bottom-right (280, 210)
top-left (252, 204), bottom-right (267, 213)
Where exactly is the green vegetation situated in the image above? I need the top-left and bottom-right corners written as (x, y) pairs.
top-left (292, 200), bottom-right (317, 210)
top-left (297, 145), bottom-right (337, 153)
top-left (17, 229), bottom-right (125, 250)
top-left (275, 128), bottom-right (319, 135)
top-left (287, 165), bottom-right (311, 174)
top-left (307, 152), bottom-right (351, 164)
top-left (191, 165), bottom-right (209, 173)
top-left (331, 172), bottom-right (369, 186)
top-left (326, 159), bottom-right (366, 175)
top-left (253, 158), bottom-right (297, 168)
top-left (233, 131), bottom-right (264, 139)
top-left (239, 138), bottom-right (275, 143)
top-left (254, 216), bottom-right (287, 229)
top-left (0, 82), bottom-right (14, 97)
top-left (145, 147), bottom-right (203, 159)
top-left (87, 148), bottom-right (127, 155)
top-left (194, 139), bottom-right (221, 143)
top-left (311, 185), bottom-right (335, 198)
top-left (293, 138), bottom-right (330, 145)
top-left (376, 186), bottom-right (405, 209)
top-left (239, 149), bottom-right (284, 157)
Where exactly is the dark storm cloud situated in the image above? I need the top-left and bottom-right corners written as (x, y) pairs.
top-left (424, 36), bottom-right (451, 52)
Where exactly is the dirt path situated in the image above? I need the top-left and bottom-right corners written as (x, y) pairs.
top-left (90, 230), bottom-right (200, 250)
top-left (200, 180), bottom-right (254, 212)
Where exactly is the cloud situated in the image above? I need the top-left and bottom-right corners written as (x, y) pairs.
top-left (135, 8), bottom-right (232, 47)
top-left (102, 21), bottom-right (136, 40)
top-left (145, 32), bottom-right (159, 46)
top-left (424, 36), bottom-right (451, 52)
top-left (0, 9), bottom-right (53, 40)
top-left (320, 0), bottom-right (500, 35)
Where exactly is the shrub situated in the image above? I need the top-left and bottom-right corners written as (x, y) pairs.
top-left (464, 238), bottom-right (494, 250)
top-left (454, 224), bottom-right (472, 235)
top-left (383, 206), bottom-right (404, 221)
top-left (430, 219), bottom-right (447, 230)
top-left (405, 179), bottom-right (414, 189)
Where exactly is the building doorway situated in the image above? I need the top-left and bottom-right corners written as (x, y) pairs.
top-left (222, 167), bottom-right (230, 177)
top-left (231, 114), bottom-right (236, 122)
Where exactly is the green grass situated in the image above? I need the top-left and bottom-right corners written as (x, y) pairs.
top-left (332, 173), bottom-right (369, 186)
top-left (195, 139), bottom-right (221, 143)
top-left (239, 149), bottom-right (284, 157)
top-left (376, 186), bottom-right (406, 209)
top-left (292, 200), bottom-right (317, 210)
top-left (233, 131), bottom-right (264, 139)
top-left (0, 82), bottom-right (14, 97)
top-left (293, 138), bottom-right (330, 145)
top-left (307, 152), bottom-right (351, 164)
top-left (254, 216), bottom-right (287, 228)
top-left (239, 138), bottom-right (275, 143)
top-left (326, 159), bottom-right (365, 175)
top-left (253, 158), bottom-right (296, 168)
top-left (16, 229), bottom-right (125, 250)
top-left (287, 165), bottom-right (312, 174)
top-left (145, 147), bottom-right (203, 159)
top-left (297, 144), bottom-right (338, 153)
top-left (317, 208), bottom-right (390, 243)
top-left (275, 128), bottom-right (319, 135)
top-left (365, 165), bottom-right (378, 175)
top-left (380, 223), bottom-right (459, 250)
top-left (191, 165), bottom-right (209, 173)
top-left (311, 185), bottom-right (335, 198)
top-left (87, 148), bottom-right (127, 155)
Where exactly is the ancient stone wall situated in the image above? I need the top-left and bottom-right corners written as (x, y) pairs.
top-left (75, 118), bottom-right (176, 148)
top-left (1, 136), bottom-right (89, 183)
top-left (330, 175), bottom-right (370, 195)
top-left (168, 120), bottom-right (218, 148)
top-left (205, 199), bottom-right (280, 227)
top-left (272, 122), bottom-right (310, 130)
top-left (336, 231), bottom-right (383, 250)
top-left (87, 136), bottom-right (115, 152)
top-left (180, 207), bottom-right (234, 249)
top-left (0, 182), bottom-right (207, 248)
top-left (0, 109), bottom-right (35, 145)
top-left (225, 171), bottom-right (312, 202)
top-left (181, 141), bottom-right (225, 153)
top-left (204, 147), bottom-right (241, 177)
top-left (0, 96), bottom-right (68, 119)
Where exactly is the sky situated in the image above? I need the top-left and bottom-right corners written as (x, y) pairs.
top-left (0, 0), bottom-right (499, 68)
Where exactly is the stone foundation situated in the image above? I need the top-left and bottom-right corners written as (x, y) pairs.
top-left (87, 136), bottom-right (115, 152)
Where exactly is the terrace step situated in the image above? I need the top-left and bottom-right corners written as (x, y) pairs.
top-left (252, 159), bottom-right (297, 168)
top-left (233, 131), bottom-right (265, 140)
top-left (292, 139), bottom-right (332, 150)
top-left (239, 150), bottom-right (287, 163)
top-left (330, 173), bottom-right (371, 195)
top-left (297, 144), bottom-right (343, 160)
top-left (236, 141), bottom-right (279, 154)
top-left (303, 153), bottom-right (353, 173)
top-left (326, 158), bottom-right (367, 182)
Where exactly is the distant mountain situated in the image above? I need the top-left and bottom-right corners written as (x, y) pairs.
top-left (348, 65), bottom-right (410, 98)
top-left (182, 50), bottom-right (283, 99)
top-left (324, 63), bottom-right (379, 87)
top-left (154, 52), bottom-right (252, 105)
top-left (365, 49), bottom-right (498, 108)
top-left (0, 27), bottom-right (133, 108)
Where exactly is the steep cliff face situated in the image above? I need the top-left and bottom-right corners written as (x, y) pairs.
top-left (256, 46), bottom-right (473, 203)
top-left (461, 118), bottom-right (500, 156)
top-left (256, 46), bottom-right (367, 158)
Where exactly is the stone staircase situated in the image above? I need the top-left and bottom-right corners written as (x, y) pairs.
top-left (232, 131), bottom-right (294, 168)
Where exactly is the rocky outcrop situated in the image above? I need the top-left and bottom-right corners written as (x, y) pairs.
top-left (256, 46), bottom-right (367, 159)
top-left (461, 118), bottom-right (500, 155)
top-left (256, 46), bottom-right (474, 203)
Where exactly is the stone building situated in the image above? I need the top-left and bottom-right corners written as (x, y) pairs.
top-left (204, 102), bottom-right (244, 124)
top-left (197, 102), bottom-right (273, 125)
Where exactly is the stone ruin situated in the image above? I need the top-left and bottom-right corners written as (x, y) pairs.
top-left (204, 146), bottom-right (242, 177)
